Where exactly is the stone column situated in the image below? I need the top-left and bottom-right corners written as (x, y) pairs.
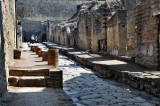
top-left (46, 20), bottom-right (51, 42)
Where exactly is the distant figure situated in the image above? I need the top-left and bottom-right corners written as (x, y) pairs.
top-left (31, 34), bottom-right (35, 43)
top-left (35, 35), bottom-right (38, 43)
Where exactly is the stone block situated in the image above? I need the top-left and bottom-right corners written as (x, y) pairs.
top-left (8, 77), bottom-right (18, 86)
top-left (18, 76), bottom-right (47, 87)
top-left (14, 49), bottom-right (21, 59)
top-left (47, 69), bottom-right (63, 88)
top-left (9, 69), bottom-right (49, 76)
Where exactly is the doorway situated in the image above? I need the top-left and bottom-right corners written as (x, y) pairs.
top-left (42, 34), bottom-right (47, 42)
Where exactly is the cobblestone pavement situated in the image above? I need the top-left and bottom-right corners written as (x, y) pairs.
top-left (59, 54), bottom-right (160, 106)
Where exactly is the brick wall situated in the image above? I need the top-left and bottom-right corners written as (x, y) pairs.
top-left (125, 0), bottom-right (142, 57)
top-left (135, 0), bottom-right (160, 68)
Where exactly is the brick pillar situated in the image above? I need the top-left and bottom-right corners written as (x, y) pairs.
top-left (47, 69), bottom-right (63, 88)
top-left (31, 45), bottom-right (38, 52)
top-left (30, 46), bottom-right (34, 51)
top-left (36, 48), bottom-right (42, 55)
top-left (42, 51), bottom-right (48, 61)
top-left (14, 49), bottom-right (21, 59)
top-left (34, 46), bottom-right (39, 53)
top-left (48, 49), bottom-right (59, 67)
top-left (38, 51), bottom-right (42, 57)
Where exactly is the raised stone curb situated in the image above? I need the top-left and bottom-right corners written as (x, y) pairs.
top-left (43, 42), bottom-right (160, 98)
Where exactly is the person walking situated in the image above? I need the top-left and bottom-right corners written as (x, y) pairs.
top-left (31, 34), bottom-right (35, 43)
top-left (35, 35), bottom-right (38, 43)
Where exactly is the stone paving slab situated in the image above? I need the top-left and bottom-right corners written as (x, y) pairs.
top-left (44, 42), bottom-right (160, 98)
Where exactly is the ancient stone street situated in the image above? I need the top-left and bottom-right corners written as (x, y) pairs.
top-left (60, 54), bottom-right (160, 106)
top-left (1, 0), bottom-right (160, 105)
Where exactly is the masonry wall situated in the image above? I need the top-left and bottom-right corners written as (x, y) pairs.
top-left (17, 0), bottom-right (92, 42)
top-left (78, 12), bottom-right (91, 50)
top-left (125, 0), bottom-right (142, 57)
top-left (107, 10), bottom-right (127, 56)
top-left (0, 0), bottom-right (16, 105)
top-left (91, 4), bottom-right (107, 53)
top-left (135, 0), bottom-right (160, 68)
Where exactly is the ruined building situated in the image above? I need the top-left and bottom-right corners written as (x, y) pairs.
top-left (17, 0), bottom-right (93, 42)
top-left (52, 0), bottom-right (160, 68)
top-left (1, 0), bottom-right (160, 104)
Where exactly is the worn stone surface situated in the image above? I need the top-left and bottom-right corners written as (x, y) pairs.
top-left (107, 9), bottom-right (127, 56)
top-left (44, 42), bottom-right (160, 98)
top-left (58, 50), bottom-right (160, 105)
top-left (0, 0), bottom-right (17, 105)
top-left (125, 0), bottom-right (142, 57)
top-left (7, 87), bottom-right (75, 106)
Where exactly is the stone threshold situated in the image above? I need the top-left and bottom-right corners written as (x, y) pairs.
top-left (43, 42), bottom-right (160, 98)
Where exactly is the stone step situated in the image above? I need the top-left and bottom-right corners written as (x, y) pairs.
top-left (9, 68), bottom-right (49, 76)
top-left (8, 76), bottom-right (47, 87)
